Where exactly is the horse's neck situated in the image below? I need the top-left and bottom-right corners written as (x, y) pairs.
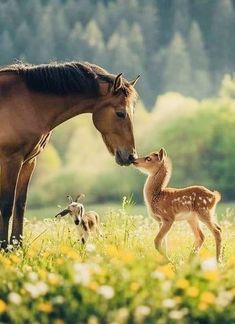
top-left (144, 159), bottom-right (172, 204)
top-left (48, 95), bottom-right (98, 130)
top-left (37, 81), bottom-right (112, 131)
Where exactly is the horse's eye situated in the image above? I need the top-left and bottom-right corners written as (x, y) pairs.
top-left (116, 111), bottom-right (126, 119)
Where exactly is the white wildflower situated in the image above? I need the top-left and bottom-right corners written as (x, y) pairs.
top-left (52, 295), bottom-right (65, 304)
top-left (8, 292), bottom-right (22, 305)
top-left (116, 307), bottom-right (129, 321)
top-left (73, 263), bottom-right (91, 285)
top-left (134, 305), bottom-right (151, 320)
top-left (161, 281), bottom-right (172, 292)
top-left (24, 281), bottom-right (48, 298)
top-left (37, 281), bottom-right (48, 295)
top-left (201, 257), bottom-right (217, 271)
top-left (169, 308), bottom-right (188, 320)
top-left (216, 290), bottom-right (233, 307)
top-left (151, 270), bottom-right (165, 280)
top-left (162, 298), bottom-right (176, 308)
top-left (98, 285), bottom-right (115, 299)
top-left (86, 243), bottom-right (96, 252)
top-left (28, 272), bottom-right (38, 282)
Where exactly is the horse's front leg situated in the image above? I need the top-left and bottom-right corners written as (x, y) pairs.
top-left (0, 158), bottom-right (23, 249)
top-left (10, 158), bottom-right (36, 245)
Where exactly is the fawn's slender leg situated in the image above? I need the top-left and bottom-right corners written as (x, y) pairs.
top-left (81, 231), bottom-right (89, 244)
top-left (199, 211), bottom-right (222, 262)
top-left (0, 158), bottom-right (22, 249)
top-left (157, 221), bottom-right (167, 255)
top-left (188, 217), bottom-right (205, 254)
top-left (10, 158), bottom-right (36, 245)
top-left (154, 220), bottom-right (173, 259)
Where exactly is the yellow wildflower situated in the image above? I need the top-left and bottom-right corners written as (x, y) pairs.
top-left (200, 292), bottom-right (216, 304)
top-left (88, 281), bottom-right (98, 291)
top-left (118, 249), bottom-right (134, 263)
top-left (10, 255), bottom-right (21, 264)
top-left (158, 264), bottom-right (175, 279)
top-left (87, 315), bottom-right (99, 324)
top-left (175, 278), bottom-right (189, 289)
top-left (0, 256), bottom-right (11, 267)
top-left (38, 302), bottom-right (53, 313)
top-left (186, 286), bottom-right (199, 298)
top-left (56, 258), bottom-right (64, 265)
top-left (203, 270), bottom-right (219, 281)
top-left (0, 299), bottom-right (7, 313)
top-left (174, 296), bottom-right (182, 304)
top-left (53, 319), bottom-right (64, 324)
top-left (59, 245), bottom-right (81, 260)
top-left (130, 282), bottom-right (140, 291)
top-left (106, 244), bottom-right (118, 258)
top-left (38, 270), bottom-right (47, 280)
top-left (199, 248), bottom-right (213, 260)
top-left (198, 302), bottom-right (208, 311)
top-left (227, 256), bottom-right (235, 266)
top-left (230, 288), bottom-right (235, 297)
top-left (48, 274), bottom-right (60, 286)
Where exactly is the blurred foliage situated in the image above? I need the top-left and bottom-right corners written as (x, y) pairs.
top-left (0, 0), bottom-right (235, 106)
top-left (28, 78), bottom-right (235, 207)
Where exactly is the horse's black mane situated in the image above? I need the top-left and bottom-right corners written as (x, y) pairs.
top-left (0, 61), bottom-right (125, 97)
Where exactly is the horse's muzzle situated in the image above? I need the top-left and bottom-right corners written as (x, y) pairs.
top-left (115, 149), bottom-right (137, 166)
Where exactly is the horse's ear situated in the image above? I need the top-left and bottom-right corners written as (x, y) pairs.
top-left (129, 75), bottom-right (140, 87)
top-left (159, 148), bottom-right (167, 161)
top-left (112, 73), bottom-right (123, 94)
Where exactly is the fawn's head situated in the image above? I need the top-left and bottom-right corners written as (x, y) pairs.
top-left (55, 194), bottom-right (85, 225)
top-left (132, 148), bottom-right (167, 175)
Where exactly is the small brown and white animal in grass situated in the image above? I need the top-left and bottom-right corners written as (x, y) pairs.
top-left (132, 148), bottom-right (222, 262)
top-left (55, 194), bottom-right (100, 244)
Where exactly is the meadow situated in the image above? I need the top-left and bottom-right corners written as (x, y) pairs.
top-left (0, 199), bottom-right (234, 323)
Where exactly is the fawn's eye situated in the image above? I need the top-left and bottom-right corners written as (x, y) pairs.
top-left (116, 111), bottom-right (127, 119)
top-left (145, 156), bottom-right (151, 162)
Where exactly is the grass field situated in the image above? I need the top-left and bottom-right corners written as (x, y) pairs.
top-left (0, 200), bottom-right (235, 323)
top-left (26, 201), bottom-right (235, 221)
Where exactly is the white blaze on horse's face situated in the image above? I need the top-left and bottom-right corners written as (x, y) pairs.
top-left (68, 202), bottom-right (84, 225)
top-left (92, 74), bottom-right (139, 167)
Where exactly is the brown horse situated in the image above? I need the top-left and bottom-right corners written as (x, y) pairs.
top-left (0, 61), bottom-right (139, 248)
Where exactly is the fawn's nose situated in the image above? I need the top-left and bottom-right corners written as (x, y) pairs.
top-left (74, 219), bottom-right (80, 225)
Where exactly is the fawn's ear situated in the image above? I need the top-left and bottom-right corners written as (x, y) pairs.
top-left (159, 148), bottom-right (167, 161)
top-left (75, 193), bottom-right (85, 202)
top-left (55, 208), bottom-right (70, 218)
top-left (112, 73), bottom-right (123, 94)
top-left (67, 195), bottom-right (73, 203)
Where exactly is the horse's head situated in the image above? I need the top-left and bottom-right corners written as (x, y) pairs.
top-left (92, 73), bottom-right (139, 166)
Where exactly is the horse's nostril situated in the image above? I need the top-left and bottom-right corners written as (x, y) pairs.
top-left (128, 154), bottom-right (135, 162)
